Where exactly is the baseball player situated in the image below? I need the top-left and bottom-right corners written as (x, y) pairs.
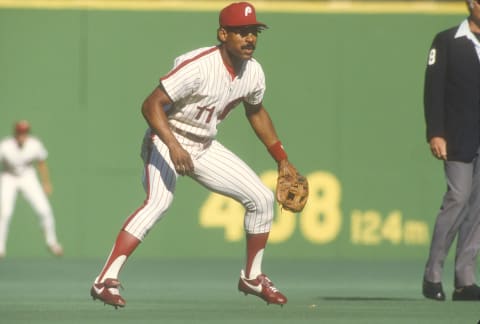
top-left (0, 120), bottom-right (63, 258)
top-left (90, 1), bottom-right (302, 308)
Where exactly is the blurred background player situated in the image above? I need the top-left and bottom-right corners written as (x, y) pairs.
top-left (89, 1), bottom-right (303, 308)
top-left (422, 0), bottom-right (480, 301)
top-left (0, 120), bottom-right (63, 258)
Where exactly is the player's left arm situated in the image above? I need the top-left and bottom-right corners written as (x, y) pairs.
top-left (245, 102), bottom-right (309, 211)
top-left (244, 102), bottom-right (287, 163)
top-left (37, 160), bottom-right (53, 195)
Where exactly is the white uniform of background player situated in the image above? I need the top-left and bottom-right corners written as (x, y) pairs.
top-left (91, 2), bottom-right (293, 308)
top-left (0, 120), bottom-right (63, 258)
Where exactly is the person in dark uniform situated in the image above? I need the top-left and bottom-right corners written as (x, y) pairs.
top-left (423, 0), bottom-right (480, 301)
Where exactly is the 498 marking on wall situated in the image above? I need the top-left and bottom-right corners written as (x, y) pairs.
top-left (199, 170), bottom-right (429, 246)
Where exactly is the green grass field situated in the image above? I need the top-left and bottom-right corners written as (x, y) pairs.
top-left (0, 258), bottom-right (478, 323)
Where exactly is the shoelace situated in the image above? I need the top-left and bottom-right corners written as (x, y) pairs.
top-left (105, 280), bottom-right (123, 295)
top-left (258, 275), bottom-right (279, 292)
top-left (108, 287), bottom-right (121, 295)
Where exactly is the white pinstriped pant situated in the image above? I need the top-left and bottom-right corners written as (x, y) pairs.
top-left (123, 130), bottom-right (275, 240)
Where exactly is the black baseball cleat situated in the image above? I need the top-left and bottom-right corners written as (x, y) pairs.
top-left (452, 284), bottom-right (480, 301)
top-left (422, 279), bottom-right (445, 301)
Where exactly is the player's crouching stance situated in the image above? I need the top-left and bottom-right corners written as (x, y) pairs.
top-left (90, 1), bottom-right (308, 309)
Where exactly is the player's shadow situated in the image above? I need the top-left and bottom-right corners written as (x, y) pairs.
top-left (318, 296), bottom-right (420, 301)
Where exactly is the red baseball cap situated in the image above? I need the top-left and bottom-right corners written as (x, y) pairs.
top-left (14, 120), bottom-right (30, 134)
top-left (219, 2), bottom-right (267, 28)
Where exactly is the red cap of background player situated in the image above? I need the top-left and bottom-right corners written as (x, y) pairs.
top-left (14, 120), bottom-right (30, 134)
top-left (219, 2), bottom-right (267, 28)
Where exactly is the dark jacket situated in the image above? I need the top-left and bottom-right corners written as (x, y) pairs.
top-left (424, 22), bottom-right (480, 162)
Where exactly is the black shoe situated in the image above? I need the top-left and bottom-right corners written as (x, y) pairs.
top-left (452, 284), bottom-right (480, 301)
top-left (422, 279), bottom-right (445, 301)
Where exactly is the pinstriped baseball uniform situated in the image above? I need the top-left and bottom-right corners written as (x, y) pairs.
top-left (123, 45), bottom-right (274, 240)
top-left (163, 46), bottom-right (264, 138)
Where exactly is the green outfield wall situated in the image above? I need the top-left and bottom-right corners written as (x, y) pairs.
top-left (0, 2), bottom-right (466, 260)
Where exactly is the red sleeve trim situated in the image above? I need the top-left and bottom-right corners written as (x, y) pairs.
top-left (160, 46), bottom-right (219, 81)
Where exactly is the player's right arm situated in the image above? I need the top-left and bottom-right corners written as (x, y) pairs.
top-left (141, 85), bottom-right (194, 175)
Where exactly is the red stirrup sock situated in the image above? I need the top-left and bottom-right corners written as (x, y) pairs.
top-left (245, 232), bottom-right (269, 278)
top-left (96, 230), bottom-right (141, 283)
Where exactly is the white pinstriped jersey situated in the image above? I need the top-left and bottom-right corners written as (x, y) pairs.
top-left (160, 46), bottom-right (266, 138)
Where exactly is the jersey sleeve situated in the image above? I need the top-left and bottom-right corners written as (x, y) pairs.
top-left (424, 31), bottom-right (447, 141)
top-left (34, 138), bottom-right (48, 161)
top-left (244, 63), bottom-right (266, 106)
top-left (160, 60), bottom-right (201, 103)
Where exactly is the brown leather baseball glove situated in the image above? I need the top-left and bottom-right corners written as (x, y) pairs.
top-left (276, 160), bottom-right (309, 212)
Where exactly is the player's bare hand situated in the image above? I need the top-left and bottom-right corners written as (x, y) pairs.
top-left (169, 146), bottom-right (194, 176)
top-left (429, 137), bottom-right (447, 160)
top-left (42, 182), bottom-right (53, 195)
